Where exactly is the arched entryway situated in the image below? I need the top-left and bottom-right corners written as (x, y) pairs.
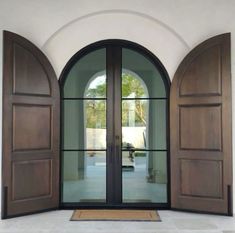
top-left (59, 40), bottom-right (170, 208)
top-left (2, 32), bottom-right (232, 218)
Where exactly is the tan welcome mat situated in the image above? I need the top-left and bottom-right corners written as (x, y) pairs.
top-left (70, 209), bottom-right (161, 221)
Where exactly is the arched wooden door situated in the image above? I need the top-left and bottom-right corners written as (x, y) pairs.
top-left (170, 33), bottom-right (232, 215)
top-left (2, 31), bottom-right (60, 218)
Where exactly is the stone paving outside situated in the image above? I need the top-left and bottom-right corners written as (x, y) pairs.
top-left (0, 210), bottom-right (235, 233)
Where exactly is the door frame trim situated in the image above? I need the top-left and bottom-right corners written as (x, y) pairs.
top-left (58, 39), bottom-right (171, 209)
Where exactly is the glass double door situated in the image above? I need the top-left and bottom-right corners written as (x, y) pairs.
top-left (61, 43), bottom-right (168, 207)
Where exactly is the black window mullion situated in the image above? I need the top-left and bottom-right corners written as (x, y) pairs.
top-left (106, 45), bottom-right (115, 204)
top-left (62, 149), bottom-right (107, 152)
top-left (106, 45), bottom-right (122, 204)
top-left (121, 97), bottom-right (167, 100)
top-left (63, 98), bottom-right (107, 100)
top-left (113, 46), bottom-right (122, 204)
top-left (121, 149), bottom-right (167, 152)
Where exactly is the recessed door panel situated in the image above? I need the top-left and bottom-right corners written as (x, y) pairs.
top-left (12, 159), bottom-right (52, 201)
top-left (13, 43), bottom-right (51, 96)
top-left (179, 44), bottom-right (222, 97)
top-left (179, 105), bottom-right (222, 151)
top-left (13, 105), bottom-right (51, 151)
top-left (180, 159), bottom-right (223, 198)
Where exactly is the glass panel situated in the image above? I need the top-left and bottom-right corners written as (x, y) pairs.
top-left (122, 71), bottom-right (147, 98)
top-left (122, 151), bottom-right (167, 203)
top-left (62, 151), bottom-right (106, 203)
top-left (122, 48), bottom-right (166, 98)
top-left (122, 99), bottom-right (167, 150)
top-left (63, 99), bottom-right (106, 150)
top-left (84, 74), bottom-right (106, 98)
top-left (63, 48), bottom-right (106, 98)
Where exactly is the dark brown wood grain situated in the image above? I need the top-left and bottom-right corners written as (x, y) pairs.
top-left (170, 33), bottom-right (232, 215)
top-left (13, 105), bottom-right (51, 151)
top-left (180, 159), bottom-right (223, 198)
top-left (13, 43), bottom-right (51, 96)
top-left (179, 105), bottom-right (222, 150)
top-left (179, 44), bottom-right (222, 96)
top-left (2, 31), bottom-right (60, 218)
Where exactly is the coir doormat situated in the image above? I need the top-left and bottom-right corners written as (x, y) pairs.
top-left (70, 209), bottom-right (161, 222)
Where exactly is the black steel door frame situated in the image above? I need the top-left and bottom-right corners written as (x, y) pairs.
top-left (106, 45), bottom-right (122, 204)
top-left (59, 40), bottom-right (171, 209)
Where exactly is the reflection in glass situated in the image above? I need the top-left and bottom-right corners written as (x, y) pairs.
top-left (122, 48), bottom-right (166, 98)
top-left (122, 70), bottom-right (147, 98)
top-left (121, 47), bottom-right (168, 204)
top-left (62, 48), bottom-right (107, 204)
top-left (122, 151), bottom-right (167, 203)
top-left (84, 72), bottom-right (106, 98)
top-left (63, 99), bottom-right (106, 150)
top-left (63, 49), bottom-right (106, 98)
top-left (85, 100), bottom-right (106, 149)
top-left (62, 151), bottom-right (106, 203)
top-left (122, 99), bottom-right (167, 150)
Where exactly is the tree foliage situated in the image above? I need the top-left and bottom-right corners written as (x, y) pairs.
top-left (85, 73), bottom-right (147, 128)
top-left (122, 73), bottom-right (145, 98)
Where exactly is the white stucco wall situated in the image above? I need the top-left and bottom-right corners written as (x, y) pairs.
top-left (0, 0), bottom-right (235, 214)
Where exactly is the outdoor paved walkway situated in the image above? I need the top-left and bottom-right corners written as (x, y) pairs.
top-left (0, 210), bottom-right (234, 233)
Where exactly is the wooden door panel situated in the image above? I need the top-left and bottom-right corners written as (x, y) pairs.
top-left (2, 31), bottom-right (60, 218)
top-left (13, 43), bottom-right (50, 96)
top-left (170, 33), bottom-right (232, 215)
top-left (179, 105), bottom-right (222, 150)
top-left (179, 44), bottom-right (222, 96)
top-left (180, 159), bottom-right (223, 198)
top-left (13, 104), bottom-right (51, 151)
top-left (12, 159), bottom-right (52, 201)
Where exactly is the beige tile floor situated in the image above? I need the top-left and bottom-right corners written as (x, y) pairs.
top-left (0, 210), bottom-right (234, 233)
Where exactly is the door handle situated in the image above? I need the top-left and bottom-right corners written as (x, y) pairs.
top-left (115, 144), bottom-right (121, 164)
top-left (108, 144), bottom-right (113, 164)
